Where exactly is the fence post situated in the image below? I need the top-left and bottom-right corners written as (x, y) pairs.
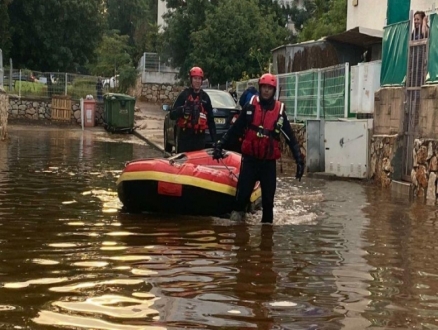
top-left (65, 73), bottom-right (68, 96)
top-left (294, 73), bottom-right (299, 121)
top-left (158, 56), bottom-right (161, 73)
top-left (316, 69), bottom-right (322, 119)
top-left (344, 62), bottom-right (350, 118)
top-left (143, 52), bottom-right (146, 72)
top-left (9, 59), bottom-right (12, 92)
top-left (19, 69), bottom-right (22, 98)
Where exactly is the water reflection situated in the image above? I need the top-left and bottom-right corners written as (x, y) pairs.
top-left (362, 189), bottom-right (438, 329)
top-left (3, 127), bottom-right (438, 329)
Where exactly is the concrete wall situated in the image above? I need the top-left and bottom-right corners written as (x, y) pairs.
top-left (419, 85), bottom-right (438, 139)
top-left (373, 87), bottom-right (404, 135)
top-left (142, 71), bottom-right (178, 85)
top-left (8, 96), bottom-right (105, 126)
top-left (347, 0), bottom-right (387, 31)
top-left (347, 0), bottom-right (438, 32)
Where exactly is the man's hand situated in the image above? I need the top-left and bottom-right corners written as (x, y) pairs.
top-left (296, 161), bottom-right (304, 181)
top-left (212, 141), bottom-right (224, 161)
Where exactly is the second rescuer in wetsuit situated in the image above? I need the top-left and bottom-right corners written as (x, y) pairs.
top-left (213, 73), bottom-right (304, 224)
top-left (170, 66), bottom-right (217, 153)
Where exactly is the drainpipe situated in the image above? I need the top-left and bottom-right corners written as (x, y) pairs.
top-left (80, 97), bottom-right (84, 130)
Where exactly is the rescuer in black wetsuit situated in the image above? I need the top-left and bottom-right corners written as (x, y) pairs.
top-left (212, 73), bottom-right (304, 224)
top-left (170, 67), bottom-right (217, 153)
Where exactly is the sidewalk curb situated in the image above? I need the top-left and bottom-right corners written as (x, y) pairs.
top-left (133, 131), bottom-right (171, 157)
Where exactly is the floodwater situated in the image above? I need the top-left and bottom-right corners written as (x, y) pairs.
top-left (0, 127), bottom-right (437, 330)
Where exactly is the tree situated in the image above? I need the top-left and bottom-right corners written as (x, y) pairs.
top-left (160, 0), bottom-right (288, 83)
top-left (298, 0), bottom-right (347, 42)
top-left (106, 0), bottom-right (158, 61)
top-left (286, 0), bottom-right (317, 34)
top-left (159, 0), bottom-right (216, 78)
top-left (0, 0), bottom-right (12, 59)
top-left (190, 0), bottom-right (288, 84)
top-left (8, 0), bottom-right (105, 72)
top-left (90, 32), bottom-right (132, 77)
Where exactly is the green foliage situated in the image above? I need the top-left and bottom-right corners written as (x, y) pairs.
top-left (189, 0), bottom-right (288, 84)
top-left (118, 65), bottom-right (137, 93)
top-left (106, 0), bottom-right (158, 62)
top-left (8, 0), bottom-right (105, 72)
top-left (13, 81), bottom-right (45, 95)
top-left (90, 32), bottom-right (132, 77)
top-left (0, 0), bottom-right (12, 58)
top-left (298, 0), bottom-right (347, 42)
top-left (160, 0), bottom-right (288, 84)
top-left (285, 0), bottom-right (317, 33)
top-left (72, 77), bottom-right (96, 89)
top-left (159, 0), bottom-right (216, 78)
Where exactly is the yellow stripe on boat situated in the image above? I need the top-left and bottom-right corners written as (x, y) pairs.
top-left (117, 171), bottom-right (261, 203)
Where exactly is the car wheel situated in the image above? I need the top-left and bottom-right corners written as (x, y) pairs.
top-left (164, 127), bottom-right (173, 153)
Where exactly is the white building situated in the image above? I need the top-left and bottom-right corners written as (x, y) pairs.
top-left (347, 0), bottom-right (438, 31)
top-left (276, 0), bottom-right (303, 7)
top-left (157, 0), bottom-right (167, 32)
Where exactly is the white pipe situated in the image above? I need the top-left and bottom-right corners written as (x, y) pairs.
top-left (80, 97), bottom-right (84, 130)
top-left (19, 70), bottom-right (22, 98)
top-left (344, 62), bottom-right (350, 118)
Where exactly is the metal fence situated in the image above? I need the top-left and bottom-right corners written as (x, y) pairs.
top-left (1, 69), bottom-right (101, 100)
top-left (236, 64), bottom-right (349, 120)
top-left (137, 52), bottom-right (178, 73)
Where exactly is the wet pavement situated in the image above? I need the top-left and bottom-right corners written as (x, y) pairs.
top-left (1, 124), bottom-right (438, 329)
top-left (134, 102), bottom-right (167, 152)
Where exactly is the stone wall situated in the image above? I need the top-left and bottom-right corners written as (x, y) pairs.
top-left (8, 96), bottom-right (104, 126)
top-left (369, 134), bottom-right (403, 188)
top-left (280, 123), bottom-right (306, 161)
top-left (411, 139), bottom-right (438, 200)
top-left (140, 83), bottom-right (184, 104)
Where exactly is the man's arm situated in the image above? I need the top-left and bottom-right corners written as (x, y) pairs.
top-left (280, 110), bottom-right (302, 164)
top-left (169, 89), bottom-right (188, 120)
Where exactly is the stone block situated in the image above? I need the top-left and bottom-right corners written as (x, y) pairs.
top-left (427, 172), bottom-right (437, 200)
top-left (430, 156), bottom-right (438, 172)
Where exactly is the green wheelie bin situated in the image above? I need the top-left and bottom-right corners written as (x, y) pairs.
top-left (103, 93), bottom-right (136, 133)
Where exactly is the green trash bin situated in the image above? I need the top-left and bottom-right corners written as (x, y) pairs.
top-left (103, 93), bottom-right (136, 133)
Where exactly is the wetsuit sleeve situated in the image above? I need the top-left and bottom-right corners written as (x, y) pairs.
top-left (169, 89), bottom-right (188, 120)
top-left (221, 103), bottom-right (249, 144)
top-left (281, 109), bottom-right (303, 164)
top-left (203, 93), bottom-right (217, 143)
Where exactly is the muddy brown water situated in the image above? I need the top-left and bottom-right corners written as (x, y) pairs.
top-left (0, 127), bottom-right (437, 330)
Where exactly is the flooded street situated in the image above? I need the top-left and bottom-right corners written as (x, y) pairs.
top-left (1, 127), bottom-right (438, 330)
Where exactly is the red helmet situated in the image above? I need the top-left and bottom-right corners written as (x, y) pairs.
top-left (258, 73), bottom-right (277, 88)
top-left (190, 66), bottom-right (204, 78)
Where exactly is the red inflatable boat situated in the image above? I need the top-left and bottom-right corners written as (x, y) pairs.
top-left (116, 149), bottom-right (261, 215)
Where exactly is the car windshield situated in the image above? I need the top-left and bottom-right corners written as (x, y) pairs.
top-left (206, 90), bottom-right (236, 108)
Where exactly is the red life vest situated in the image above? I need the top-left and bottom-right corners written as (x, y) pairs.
top-left (241, 96), bottom-right (284, 160)
top-left (176, 93), bottom-right (208, 132)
